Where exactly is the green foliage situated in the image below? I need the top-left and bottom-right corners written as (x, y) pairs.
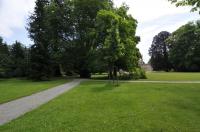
top-left (0, 38), bottom-right (30, 78)
top-left (96, 10), bottom-right (124, 63)
top-left (0, 0), bottom-right (142, 80)
top-left (96, 5), bottom-right (143, 79)
top-left (167, 21), bottom-right (200, 72)
top-left (28, 0), bottom-right (53, 80)
top-left (45, 0), bottom-right (112, 78)
top-left (70, 0), bottom-right (113, 78)
top-left (9, 41), bottom-right (27, 77)
top-left (0, 37), bottom-right (10, 78)
top-left (149, 31), bottom-right (171, 71)
top-left (133, 68), bottom-right (147, 79)
top-left (169, 0), bottom-right (200, 13)
top-left (119, 68), bottom-right (146, 80)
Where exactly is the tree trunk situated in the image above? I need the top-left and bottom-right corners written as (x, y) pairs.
top-left (108, 66), bottom-right (113, 80)
top-left (113, 66), bottom-right (117, 79)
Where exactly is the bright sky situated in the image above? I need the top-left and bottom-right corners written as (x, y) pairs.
top-left (0, 0), bottom-right (199, 63)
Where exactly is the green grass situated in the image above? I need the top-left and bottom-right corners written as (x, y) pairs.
top-left (0, 78), bottom-right (70, 104)
top-left (144, 72), bottom-right (200, 81)
top-left (92, 72), bottom-right (200, 81)
top-left (1, 81), bottom-right (200, 132)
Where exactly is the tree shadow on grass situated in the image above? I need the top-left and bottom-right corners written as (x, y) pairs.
top-left (92, 83), bottom-right (117, 93)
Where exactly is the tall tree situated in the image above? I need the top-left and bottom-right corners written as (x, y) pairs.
top-left (0, 37), bottom-right (10, 77)
top-left (168, 21), bottom-right (200, 72)
top-left (71, 0), bottom-right (113, 78)
top-left (149, 31), bottom-right (171, 71)
top-left (116, 5), bottom-right (141, 72)
top-left (27, 0), bottom-right (52, 80)
top-left (96, 10), bottom-right (124, 79)
top-left (96, 5), bottom-right (142, 79)
top-left (9, 41), bottom-right (26, 77)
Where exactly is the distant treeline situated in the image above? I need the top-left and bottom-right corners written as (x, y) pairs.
top-left (149, 21), bottom-right (200, 72)
top-left (0, 39), bottom-right (30, 78)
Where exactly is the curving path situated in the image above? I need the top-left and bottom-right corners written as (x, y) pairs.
top-left (0, 79), bottom-right (84, 126)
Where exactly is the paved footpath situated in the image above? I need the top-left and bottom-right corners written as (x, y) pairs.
top-left (0, 79), bottom-right (83, 126)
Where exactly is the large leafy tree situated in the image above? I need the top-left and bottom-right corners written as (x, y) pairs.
top-left (44, 0), bottom-right (113, 78)
top-left (96, 10), bottom-right (124, 78)
top-left (168, 21), bottom-right (200, 72)
top-left (26, 0), bottom-right (143, 80)
top-left (46, 0), bottom-right (74, 76)
top-left (71, 0), bottom-right (113, 78)
top-left (116, 5), bottom-right (141, 72)
top-left (149, 31), bottom-right (171, 71)
top-left (96, 5), bottom-right (141, 79)
top-left (27, 0), bottom-right (52, 80)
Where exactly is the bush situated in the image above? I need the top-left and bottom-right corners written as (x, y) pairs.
top-left (119, 68), bottom-right (147, 80)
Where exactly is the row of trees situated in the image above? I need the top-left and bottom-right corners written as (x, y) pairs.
top-left (149, 21), bottom-right (200, 72)
top-left (0, 38), bottom-right (29, 78)
top-left (0, 0), bottom-right (145, 80)
top-left (149, 0), bottom-right (200, 72)
top-left (27, 0), bottom-right (145, 80)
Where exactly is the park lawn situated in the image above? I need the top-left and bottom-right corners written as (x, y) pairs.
top-left (144, 72), bottom-right (200, 81)
top-left (1, 81), bottom-right (200, 131)
top-left (92, 72), bottom-right (200, 81)
top-left (0, 78), bottom-right (70, 104)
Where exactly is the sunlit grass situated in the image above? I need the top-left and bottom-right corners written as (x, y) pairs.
top-left (1, 81), bottom-right (200, 131)
top-left (0, 78), bottom-right (70, 104)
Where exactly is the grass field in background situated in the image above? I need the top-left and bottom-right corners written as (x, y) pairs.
top-left (1, 81), bottom-right (200, 132)
top-left (92, 72), bottom-right (200, 81)
top-left (144, 72), bottom-right (200, 81)
top-left (0, 78), bottom-right (70, 104)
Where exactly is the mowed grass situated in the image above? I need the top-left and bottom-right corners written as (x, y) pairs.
top-left (1, 81), bottom-right (200, 132)
top-left (0, 78), bottom-right (70, 104)
top-left (144, 72), bottom-right (200, 81)
top-left (92, 72), bottom-right (200, 81)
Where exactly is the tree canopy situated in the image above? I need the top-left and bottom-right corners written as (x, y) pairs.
top-left (167, 21), bottom-right (200, 72)
top-left (96, 5), bottom-right (142, 79)
top-left (25, 0), bottom-right (144, 80)
top-left (149, 31), bottom-right (171, 71)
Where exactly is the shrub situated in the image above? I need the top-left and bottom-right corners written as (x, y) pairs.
top-left (119, 68), bottom-right (147, 80)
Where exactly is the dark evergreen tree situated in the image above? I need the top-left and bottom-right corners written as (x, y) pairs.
top-left (9, 41), bottom-right (26, 77)
top-left (149, 31), bottom-right (171, 71)
top-left (0, 37), bottom-right (10, 77)
top-left (27, 0), bottom-right (52, 80)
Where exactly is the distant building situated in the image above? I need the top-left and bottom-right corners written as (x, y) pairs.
top-left (139, 59), bottom-right (153, 71)
top-left (141, 64), bottom-right (153, 71)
